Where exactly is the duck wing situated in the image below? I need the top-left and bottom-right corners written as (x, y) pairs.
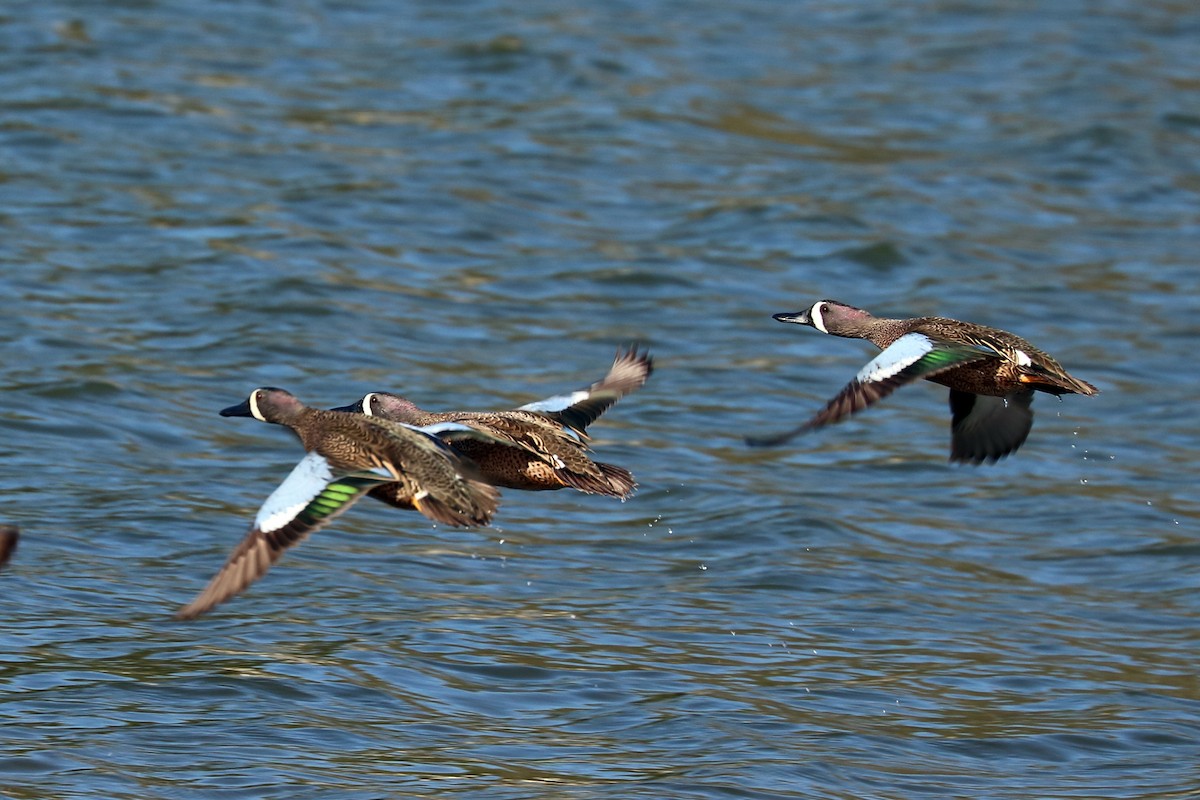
top-left (747, 333), bottom-right (991, 447)
top-left (517, 346), bottom-right (652, 437)
top-left (948, 389), bottom-right (1034, 464)
top-left (365, 419), bottom-right (501, 528)
top-left (177, 452), bottom-right (389, 619)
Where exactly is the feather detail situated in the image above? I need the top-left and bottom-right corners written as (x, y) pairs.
top-left (949, 389), bottom-right (1034, 464)
top-left (747, 334), bottom-right (989, 447)
top-left (524, 346), bottom-right (653, 436)
top-left (517, 390), bottom-right (590, 416)
top-left (177, 454), bottom-right (389, 619)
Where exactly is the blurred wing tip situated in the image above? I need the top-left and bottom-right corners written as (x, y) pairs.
top-left (745, 429), bottom-right (802, 447)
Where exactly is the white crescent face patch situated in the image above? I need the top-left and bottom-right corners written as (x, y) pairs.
top-left (809, 301), bottom-right (829, 334)
top-left (254, 452), bottom-right (335, 532)
top-left (249, 390), bottom-right (267, 422)
top-left (360, 393), bottom-right (378, 416)
top-left (856, 333), bottom-right (934, 384)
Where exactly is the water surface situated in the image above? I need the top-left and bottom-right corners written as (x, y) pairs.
top-left (1, 1), bottom-right (1198, 798)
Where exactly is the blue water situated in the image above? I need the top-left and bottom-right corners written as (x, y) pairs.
top-left (2, 1), bottom-right (1198, 798)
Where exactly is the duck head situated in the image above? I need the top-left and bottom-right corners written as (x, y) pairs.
top-left (220, 387), bottom-right (305, 424)
top-left (773, 300), bottom-right (872, 337)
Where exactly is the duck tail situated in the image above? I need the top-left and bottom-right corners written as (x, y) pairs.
top-left (558, 462), bottom-right (637, 500)
top-left (1022, 370), bottom-right (1099, 397)
top-left (414, 478), bottom-right (500, 528)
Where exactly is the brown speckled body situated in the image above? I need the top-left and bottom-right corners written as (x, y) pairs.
top-left (360, 400), bottom-right (637, 498)
top-left (341, 347), bottom-right (651, 498)
top-left (178, 388), bottom-right (502, 619)
top-left (255, 393), bottom-right (499, 527)
top-left (452, 437), bottom-right (566, 491)
top-left (855, 314), bottom-right (1094, 398)
top-left (752, 301), bottom-right (1097, 463)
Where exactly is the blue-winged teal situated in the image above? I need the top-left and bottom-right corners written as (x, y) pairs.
top-left (333, 347), bottom-right (652, 499)
top-left (747, 300), bottom-right (1098, 463)
top-left (178, 387), bottom-right (500, 619)
top-left (0, 525), bottom-right (17, 569)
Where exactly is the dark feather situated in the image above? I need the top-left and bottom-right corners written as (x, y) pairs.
top-left (0, 526), bottom-right (18, 569)
top-left (948, 389), bottom-right (1034, 464)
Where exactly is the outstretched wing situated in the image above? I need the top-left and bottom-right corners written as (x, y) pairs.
top-left (747, 333), bottom-right (991, 447)
top-left (177, 452), bottom-right (389, 619)
top-left (517, 346), bottom-right (652, 437)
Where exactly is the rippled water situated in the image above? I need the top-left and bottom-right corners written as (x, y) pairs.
top-left (2, 1), bottom-right (1198, 798)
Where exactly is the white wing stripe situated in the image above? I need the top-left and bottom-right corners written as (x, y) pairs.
top-left (856, 333), bottom-right (934, 383)
top-left (254, 452), bottom-right (335, 532)
top-left (417, 421), bottom-right (483, 436)
top-left (518, 391), bottom-right (589, 413)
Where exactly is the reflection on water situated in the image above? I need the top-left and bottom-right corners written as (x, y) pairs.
top-left (1, 1), bottom-right (1198, 798)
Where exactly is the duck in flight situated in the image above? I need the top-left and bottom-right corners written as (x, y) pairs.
top-left (747, 300), bottom-right (1098, 463)
top-left (334, 347), bottom-right (652, 499)
top-left (178, 387), bottom-right (499, 619)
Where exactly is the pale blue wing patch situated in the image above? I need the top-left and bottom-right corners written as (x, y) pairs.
top-left (178, 453), bottom-right (388, 619)
top-left (856, 333), bottom-right (935, 384)
top-left (407, 420), bottom-right (540, 451)
top-left (856, 334), bottom-right (992, 384)
top-left (250, 453), bottom-right (381, 534)
top-left (412, 421), bottom-right (488, 438)
top-left (403, 420), bottom-right (506, 449)
top-left (255, 452), bottom-right (337, 532)
top-left (517, 391), bottom-right (589, 414)
top-left (747, 334), bottom-right (990, 447)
